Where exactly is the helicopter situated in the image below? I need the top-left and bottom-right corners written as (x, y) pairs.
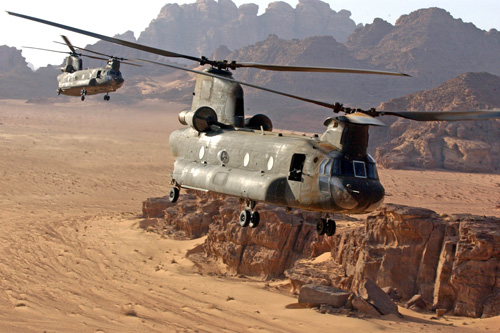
top-left (23, 35), bottom-right (140, 101)
top-left (8, 11), bottom-right (500, 237)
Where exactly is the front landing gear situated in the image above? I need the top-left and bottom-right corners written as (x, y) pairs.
top-left (239, 200), bottom-right (260, 228)
top-left (168, 187), bottom-right (180, 203)
top-left (316, 218), bottom-right (336, 236)
top-left (104, 93), bottom-right (110, 101)
top-left (80, 89), bottom-right (87, 101)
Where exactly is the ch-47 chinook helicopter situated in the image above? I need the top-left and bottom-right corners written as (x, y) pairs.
top-left (8, 11), bottom-right (500, 237)
top-left (24, 35), bottom-right (140, 101)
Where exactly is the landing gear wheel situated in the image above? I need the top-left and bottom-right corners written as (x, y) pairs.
top-left (104, 94), bottom-right (110, 101)
top-left (81, 95), bottom-right (85, 101)
top-left (239, 209), bottom-right (251, 227)
top-left (316, 218), bottom-right (327, 236)
top-left (168, 187), bottom-right (179, 203)
top-left (249, 211), bottom-right (260, 228)
top-left (326, 219), bottom-right (336, 236)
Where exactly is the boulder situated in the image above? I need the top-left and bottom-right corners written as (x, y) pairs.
top-left (298, 284), bottom-right (351, 307)
top-left (357, 279), bottom-right (400, 316)
top-left (351, 296), bottom-right (381, 316)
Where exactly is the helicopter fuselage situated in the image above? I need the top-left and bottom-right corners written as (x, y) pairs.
top-left (170, 126), bottom-right (385, 215)
top-left (57, 67), bottom-right (124, 96)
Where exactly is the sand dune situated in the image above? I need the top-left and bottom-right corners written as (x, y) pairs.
top-left (0, 99), bottom-right (498, 332)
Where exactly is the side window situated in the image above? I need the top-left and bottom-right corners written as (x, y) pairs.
top-left (288, 153), bottom-right (306, 181)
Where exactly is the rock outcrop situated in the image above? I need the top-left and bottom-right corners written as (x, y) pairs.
top-left (371, 72), bottom-right (500, 173)
top-left (142, 192), bottom-right (500, 318)
top-left (137, 0), bottom-right (356, 58)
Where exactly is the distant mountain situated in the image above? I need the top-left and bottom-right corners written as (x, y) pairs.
top-left (0, 46), bottom-right (59, 99)
top-left (372, 72), bottom-right (500, 173)
top-left (346, 8), bottom-right (500, 86)
top-left (136, 0), bottom-right (357, 57)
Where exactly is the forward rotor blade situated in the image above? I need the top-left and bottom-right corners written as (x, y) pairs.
top-left (344, 112), bottom-right (386, 126)
top-left (7, 11), bottom-right (202, 63)
top-left (61, 35), bottom-right (76, 53)
top-left (235, 63), bottom-right (410, 77)
top-left (377, 110), bottom-right (500, 121)
top-left (138, 58), bottom-right (337, 110)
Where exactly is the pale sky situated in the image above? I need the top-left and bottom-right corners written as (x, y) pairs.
top-left (2, 0), bottom-right (500, 68)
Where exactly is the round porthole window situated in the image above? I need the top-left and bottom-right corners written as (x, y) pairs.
top-left (218, 150), bottom-right (229, 164)
top-left (267, 156), bottom-right (274, 170)
top-left (199, 146), bottom-right (205, 159)
top-left (243, 153), bottom-right (250, 167)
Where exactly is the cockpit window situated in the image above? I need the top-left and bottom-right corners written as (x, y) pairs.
top-left (324, 157), bottom-right (378, 180)
top-left (353, 161), bottom-right (367, 178)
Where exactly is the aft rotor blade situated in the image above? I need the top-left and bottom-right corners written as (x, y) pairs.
top-left (377, 110), bottom-right (500, 121)
top-left (235, 63), bottom-right (410, 77)
top-left (61, 35), bottom-right (76, 53)
top-left (138, 58), bottom-right (337, 110)
top-left (7, 11), bottom-right (202, 63)
top-left (81, 54), bottom-right (109, 61)
top-left (22, 46), bottom-right (72, 55)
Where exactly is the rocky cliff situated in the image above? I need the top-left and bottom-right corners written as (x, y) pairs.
top-left (137, 0), bottom-right (357, 58)
top-left (346, 8), bottom-right (500, 86)
top-left (371, 72), bottom-right (500, 173)
top-left (142, 192), bottom-right (500, 318)
top-left (0, 46), bottom-right (60, 99)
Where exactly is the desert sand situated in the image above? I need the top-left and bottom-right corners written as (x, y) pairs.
top-left (0, 98), bottom-right (499, 332)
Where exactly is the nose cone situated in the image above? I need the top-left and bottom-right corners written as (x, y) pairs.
top-left (341, 178), bottom-right (385, 213)
top-left (113, 76), bottom-right (124, 86)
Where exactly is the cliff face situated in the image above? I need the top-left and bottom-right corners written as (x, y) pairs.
top-left (371, 72), bottom-right (500, 173)
top-left (137, 0), bottom-right (357, 57)
top-left (346, 8), bottom-right (500, 83)
top-left (0, 46), bottom-right (60, 99)
top-left (142, 193), bottom-right (500, 318)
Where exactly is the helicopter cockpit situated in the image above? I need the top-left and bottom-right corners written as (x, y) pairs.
top-left (318, 152), bottom-right (384, 213)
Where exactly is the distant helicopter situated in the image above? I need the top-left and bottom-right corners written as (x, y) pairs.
top-left (9, 11), bottom-right (500, 236)
top-left (24, 35), bottom-right (140, 101)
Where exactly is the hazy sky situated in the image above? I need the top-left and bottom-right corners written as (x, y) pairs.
top-left (2, 0), bottom-right (500, 68)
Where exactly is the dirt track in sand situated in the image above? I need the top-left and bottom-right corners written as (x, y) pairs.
top-left (0, 99), bottom-right (499, 332)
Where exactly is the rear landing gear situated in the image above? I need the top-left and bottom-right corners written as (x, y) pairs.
top-left (239, 200), bottom-right (260, 228)
top-left (80, 89), bottom-right (87, 101)
top-left (104, 94), bottom-right (110, 101)
top-left (316, 218), bottom-right (336, 236)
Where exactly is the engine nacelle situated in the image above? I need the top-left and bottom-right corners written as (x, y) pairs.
top-left (178, 106), bottom-right (218, 132)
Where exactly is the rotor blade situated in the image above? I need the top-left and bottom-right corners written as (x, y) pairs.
top-left (81, 54), bottom-right (109, 61)
top-left (61, 35), bottom-right (76, 54)
top-left (377, 110), bottom-right (500, 121)
top-left (120, 61), bottom-right (142, 67)
top-left (344, 112), bottom-right (386, 126)
top-left (7, 11), bottom-right (202, 63)
top-left (55, 40), bottom-right (142, 66)
top-left (234, 63), bottom-right (410, 77)
top-left (22, 46), bottom-right (71, 55)
top-left (138, 58), bottom-right (337, 110)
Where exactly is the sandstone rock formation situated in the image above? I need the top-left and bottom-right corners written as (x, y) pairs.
top-left (346, 8), bottom-right (500, 86)
top-left (0, 46), bottom-right (60, 99)
top-left (143, 192), bottom-right (500, 318)
top-left (371, 72), bottom-right (500, 173)
top-left (137, 0), bottom-right (357, 58)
